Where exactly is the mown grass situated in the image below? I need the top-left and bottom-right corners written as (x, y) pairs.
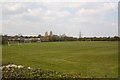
top-left (2, 41), bottom-right (118, 78)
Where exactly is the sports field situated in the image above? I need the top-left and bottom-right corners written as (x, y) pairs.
top-left (2, 41), bottom-right (118, 78)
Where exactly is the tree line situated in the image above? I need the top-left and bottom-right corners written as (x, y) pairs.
top-left (1, 34), bottom-right (120, 44)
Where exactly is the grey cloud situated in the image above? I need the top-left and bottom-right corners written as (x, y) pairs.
top-left (2, 2), bottom-right (118, 37)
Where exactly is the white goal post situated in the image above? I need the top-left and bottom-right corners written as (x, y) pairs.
top-left (7, 40), bottom-right (20, 46)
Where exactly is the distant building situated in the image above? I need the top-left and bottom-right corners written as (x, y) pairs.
top-left (50, 31), bottom-right (53, 37)
top-left (44, 31), bottom-right (53, 37)
top-left (61, 34), bottom-right (66, 38)
top-left (45, 32), bottom-right (48, 37)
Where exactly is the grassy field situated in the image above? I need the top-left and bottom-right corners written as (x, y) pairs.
top-left (2, 41), bottom-right (118, 78)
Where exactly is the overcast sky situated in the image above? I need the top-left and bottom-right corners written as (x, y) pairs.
top-left (2, 1), bottom-right (118, 37)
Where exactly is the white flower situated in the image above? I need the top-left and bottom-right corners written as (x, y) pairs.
top-left (17, 65), bottom-right (24, 68)
top-left (0, 66), bottom-right (5, 70)
top-left (11, 64), bottom-right (18, 68)
top-left (6, 65), bottom-right (11, 68)
top-left (5, 64), bottom-right (18, 68)
top-left (28, 67), bottom-right (31, 69)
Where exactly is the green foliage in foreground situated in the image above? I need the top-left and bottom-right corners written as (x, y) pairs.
top-left (2, 64), bottom-right (108, 79)
top-left (2, 65), bottom-right (81, 78)
top-left (2, 41), bottom-right (118, 78)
